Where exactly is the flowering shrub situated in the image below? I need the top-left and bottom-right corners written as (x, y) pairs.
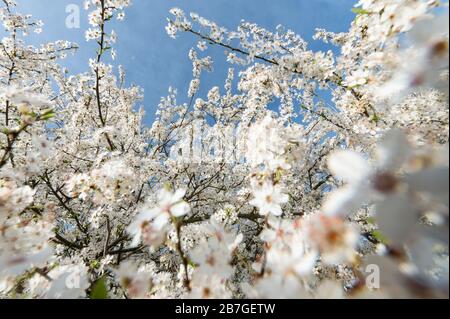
top-left (0, 0), bottom-right (448, 299)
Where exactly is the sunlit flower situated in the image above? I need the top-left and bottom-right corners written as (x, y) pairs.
top-left (249, 181), bottom-right (289, 216)
top-left (127, 188), bottom-right (190, 246)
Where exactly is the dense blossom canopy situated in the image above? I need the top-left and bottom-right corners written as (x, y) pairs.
top-left (0, 0), bottom-right (448, 299)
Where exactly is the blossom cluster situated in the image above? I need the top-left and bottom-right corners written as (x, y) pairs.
top-left (0, 0), bottom-right (448, 299)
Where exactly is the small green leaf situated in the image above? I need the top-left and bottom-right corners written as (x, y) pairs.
top-left (40, 113), bottom-right (55, 120)
top-left (225, 207), bottom-right (233, 216)
top-left (371, 230), bottom-right (389, 245)
top-left (163, 182), bottom-right (173, 191)
top-left (351, 8), bottom-right (372, 15)
top-left (274, 168), bottom-right (283, 183)
top-left (90, 277), bottom-right (109, 299)
top-left (371, 114), bottom-right (380, 123)
top-left (90, 260), bottom-right (100, 269)
top-left (40, 109), bottom-right (55, 120)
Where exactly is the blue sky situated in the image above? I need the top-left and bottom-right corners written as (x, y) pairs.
top-left (6, 0), bottom-right (356, 123)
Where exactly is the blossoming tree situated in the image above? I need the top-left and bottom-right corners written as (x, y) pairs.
top-left (0, 0), bottom-right (448, 299)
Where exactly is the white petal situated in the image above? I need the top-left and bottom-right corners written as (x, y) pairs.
top-left (376, 129), bottom-right (410, 171)
top-left (136, 208), bottom-right (158, 222)
top-left (258, 207), bottom-right (269, 216)
top-left (407, 235), bottom-right (449, 289)
top-left (322, 186), bottom-right (367, 217)
top-left (294, 251), bottom-right (318, 276)
top-left (171, 201), bottom-right (190, 217)
top-left (278, 193), bottom-right (289, 204)
top-left (172, 189), bottom-right (186, 203)
top-left (153, 214), bottom-right (169, 230)
top-left (249, 198), bottom-right (259, 208)
top-left (260, 229), bottom-right (276, 242)
top-left (406, 167), bottom-right (449, 195)
top-left (270, 204), bottom-right (283, 216)
top-left (129, 231), bottom-right (142, 247)
top-left (328, 150), bottom-right (369, 183)
top-left (376, 194), bottom-right (418, 245)
top-left (158, 189), bottom-right (171, 203)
